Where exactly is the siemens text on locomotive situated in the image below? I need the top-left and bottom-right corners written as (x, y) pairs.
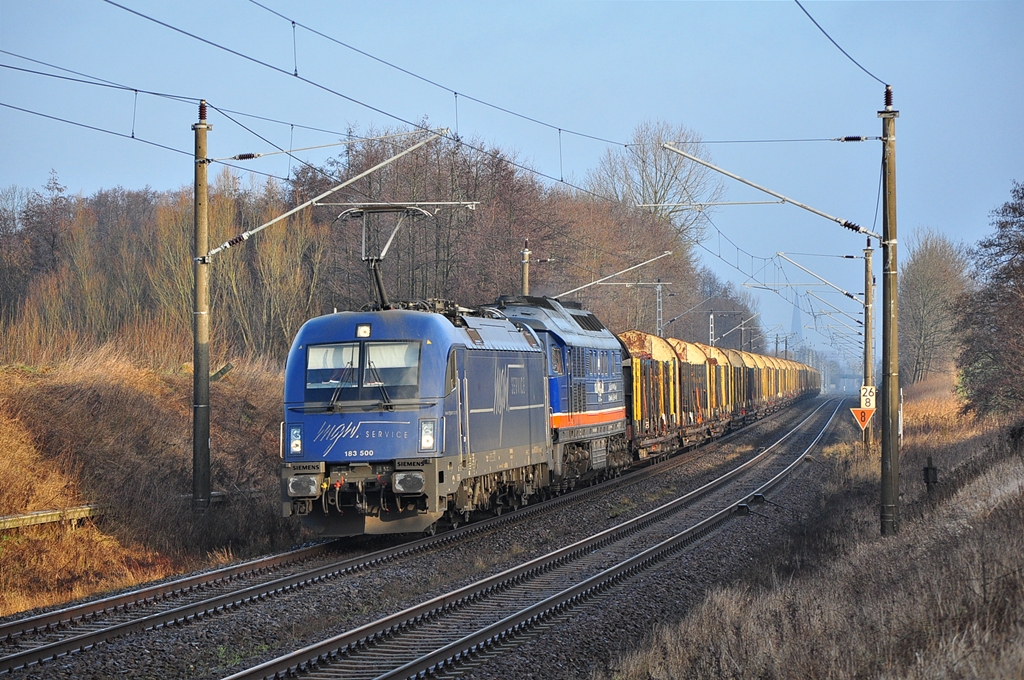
top-left (280, 296), bottom-right (820, 537)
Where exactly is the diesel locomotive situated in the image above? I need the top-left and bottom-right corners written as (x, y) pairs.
top-left (280, 296), bottom-right (819, 537)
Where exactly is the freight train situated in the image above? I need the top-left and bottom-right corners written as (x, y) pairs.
top-left (280, 296), bottom-right (819, 537)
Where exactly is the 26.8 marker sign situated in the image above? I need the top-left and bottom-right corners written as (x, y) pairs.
top-left (860, 385), bottom-right (876, 409)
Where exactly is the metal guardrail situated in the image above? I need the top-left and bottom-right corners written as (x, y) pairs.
top-left (0, 504), bottom-right (105, 530)
top-left (0, 492), bottom-right (238, 531)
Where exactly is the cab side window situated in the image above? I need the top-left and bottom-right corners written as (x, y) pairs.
top-left (550, 345), bottom-right (564, 375)
top-left (445, 351), bottom-right (458, 394)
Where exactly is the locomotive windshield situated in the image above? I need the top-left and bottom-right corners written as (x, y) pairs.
top-left (364, 342), bottom-right (420, 387)
top-left (305, 340), bottom-right (420, 401)
top-left (306, 343), bottom-right (359, 389)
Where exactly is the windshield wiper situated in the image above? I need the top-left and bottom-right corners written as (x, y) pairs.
top-left (375, 398), bottom-right (435, 409)
top-left (327, 364), bottom-right (356, 412)
top-left (367, 361), bottom-right (393, 408)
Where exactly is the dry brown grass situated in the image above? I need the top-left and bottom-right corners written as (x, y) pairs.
top-left (0, 390), bottom-right (77, 515)
top-left (603, 376), bottom-right (1024, 679)
top-left (0, 523), bottom-right (177, 616)
top-left (0, 349), bottom-right (308, 618)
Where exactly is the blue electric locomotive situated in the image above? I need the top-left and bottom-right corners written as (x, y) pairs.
top-left (491, 296), bottom-right (631, 483)
top-left (281, 303), bottom-right (550, 536)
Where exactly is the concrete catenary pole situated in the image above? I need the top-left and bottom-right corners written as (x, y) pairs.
top-left (879, 86), bottom-right (900, 535)
top-left (655, 281), bottom-right (664, 337)
top-left (192, 101), bottom-right (212, 512)
top-left (863, 243), bottom-right (874, 450)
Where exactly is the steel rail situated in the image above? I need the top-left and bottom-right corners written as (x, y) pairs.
top-left (0, 542), bottom-right (343, 673)
top-left (1, 397), bottom-right (822, 676)
top-left (0, 405), bottom-right (781, 675)
top-left (388, 398), bottom-right (845, 679)
top-left (0, 542), bottom-right (334, 642)
top-left (0, 416), bottom-right (696, 675)
top-left (223, 399), bottom-right (838, 680)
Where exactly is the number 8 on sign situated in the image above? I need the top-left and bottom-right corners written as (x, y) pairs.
top-left (850, 407), bottom-right (875, 431)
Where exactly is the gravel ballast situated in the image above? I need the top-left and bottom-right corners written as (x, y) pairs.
top-left (5, 399), bottom-right (843, 680)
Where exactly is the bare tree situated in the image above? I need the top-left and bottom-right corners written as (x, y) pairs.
top-left (144, 189), bottom-right (194, 341)
top-left (0, 185), bottom-right (31, 321)
top-left (0, 124), bottom-right (719, 364)
top-left (898, 228), bottom-right (969, 384)
top-left (20, 171), bottom-right (74, 274)
top-left (956, 180), bottom-right (1024, 414)
top-left (586, 120), bottom-right (724, 249)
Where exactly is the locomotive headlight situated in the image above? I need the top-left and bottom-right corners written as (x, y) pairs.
top-left (392, 471), bottom-right (425, 494)
top-left (419, 419), bottom-right (436, 452)
top-left (287, 474), bottom-right (320, 498)
top-left (289, 425), bottom-right (303, 454)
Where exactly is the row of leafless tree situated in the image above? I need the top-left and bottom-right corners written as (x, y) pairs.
top-left (954, 181), bottom-right (1024, 414)
top-left (897, 180), bottom-right (1024, 416)
top-left (898, 228), bottom-right (970, 384)
top-left (0, 121), bottom-right (762, 367)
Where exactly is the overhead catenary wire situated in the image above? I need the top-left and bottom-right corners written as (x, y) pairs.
top-left (691, 208), bottom-right (860, 354)
top-left (100, 0), bottom-right (422, 131)
top-left (8, 9), bottom-right (873, 213)
top-left (1, 50), bottom-right (360, 139)
top-left (7, 1), bottom-right (875, 356)
top-left (0, 52), bottom-right (351, 176)
top-left (120, 0), bottom-right (860, 180)
top-left (10, 0), bottom-right (888, 208)
top-left (1, 51), bottom-right (428, 171)
top-left (4, 48), bottom-right (678, 283)
top-left (206, 130), bottom-right (427, 162)
top-left (98, 0), bottom-right (618, 204)
top-left (246, 0), bottom-right (879, 212)
top-left (2, 47), bottom-right (357, 141)
top-left (793, 0), bottom-right (888, 87)
top-left (702, 137), bottom-right (870, 144)
top-left (0, 58), bottom-right (194, 104)
top-left (0, 49), bottom-right (462, 204)
top-left (0, 100), bottom-right (291, 183)
top-left (0, 82), bottom-right (663, 278)
top-left (0, 100), bottom-right (192, 159)
top-left (245, 0), bottom-right (624, 148)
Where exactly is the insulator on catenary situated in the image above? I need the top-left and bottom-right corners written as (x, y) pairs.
top-left (884, 86), bottom-right (893, 108)
top-left (233, 153), bottom-right (259, 161)
top-left (199, 101), bottom-right (207, 121)
top-left (841, 136), bottom-right (866, 142)
top-left (842, 220), bottom-right (862, 233)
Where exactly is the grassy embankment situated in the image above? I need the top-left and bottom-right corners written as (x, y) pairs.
top-left (0, 347), bottom-right (306, 618)
top-left (605, 375), bottom-right (1024, 679)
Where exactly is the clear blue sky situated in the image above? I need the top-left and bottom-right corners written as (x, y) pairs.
top-left (2, 1), bottom-right (1020, 367)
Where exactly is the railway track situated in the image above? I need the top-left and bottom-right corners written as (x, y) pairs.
top-left (0, 542), bottom-right (348, 674)
top-left (0, 397), bottom-right (827, 677)
top-left (225, 398), bottom-right (843, 680)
